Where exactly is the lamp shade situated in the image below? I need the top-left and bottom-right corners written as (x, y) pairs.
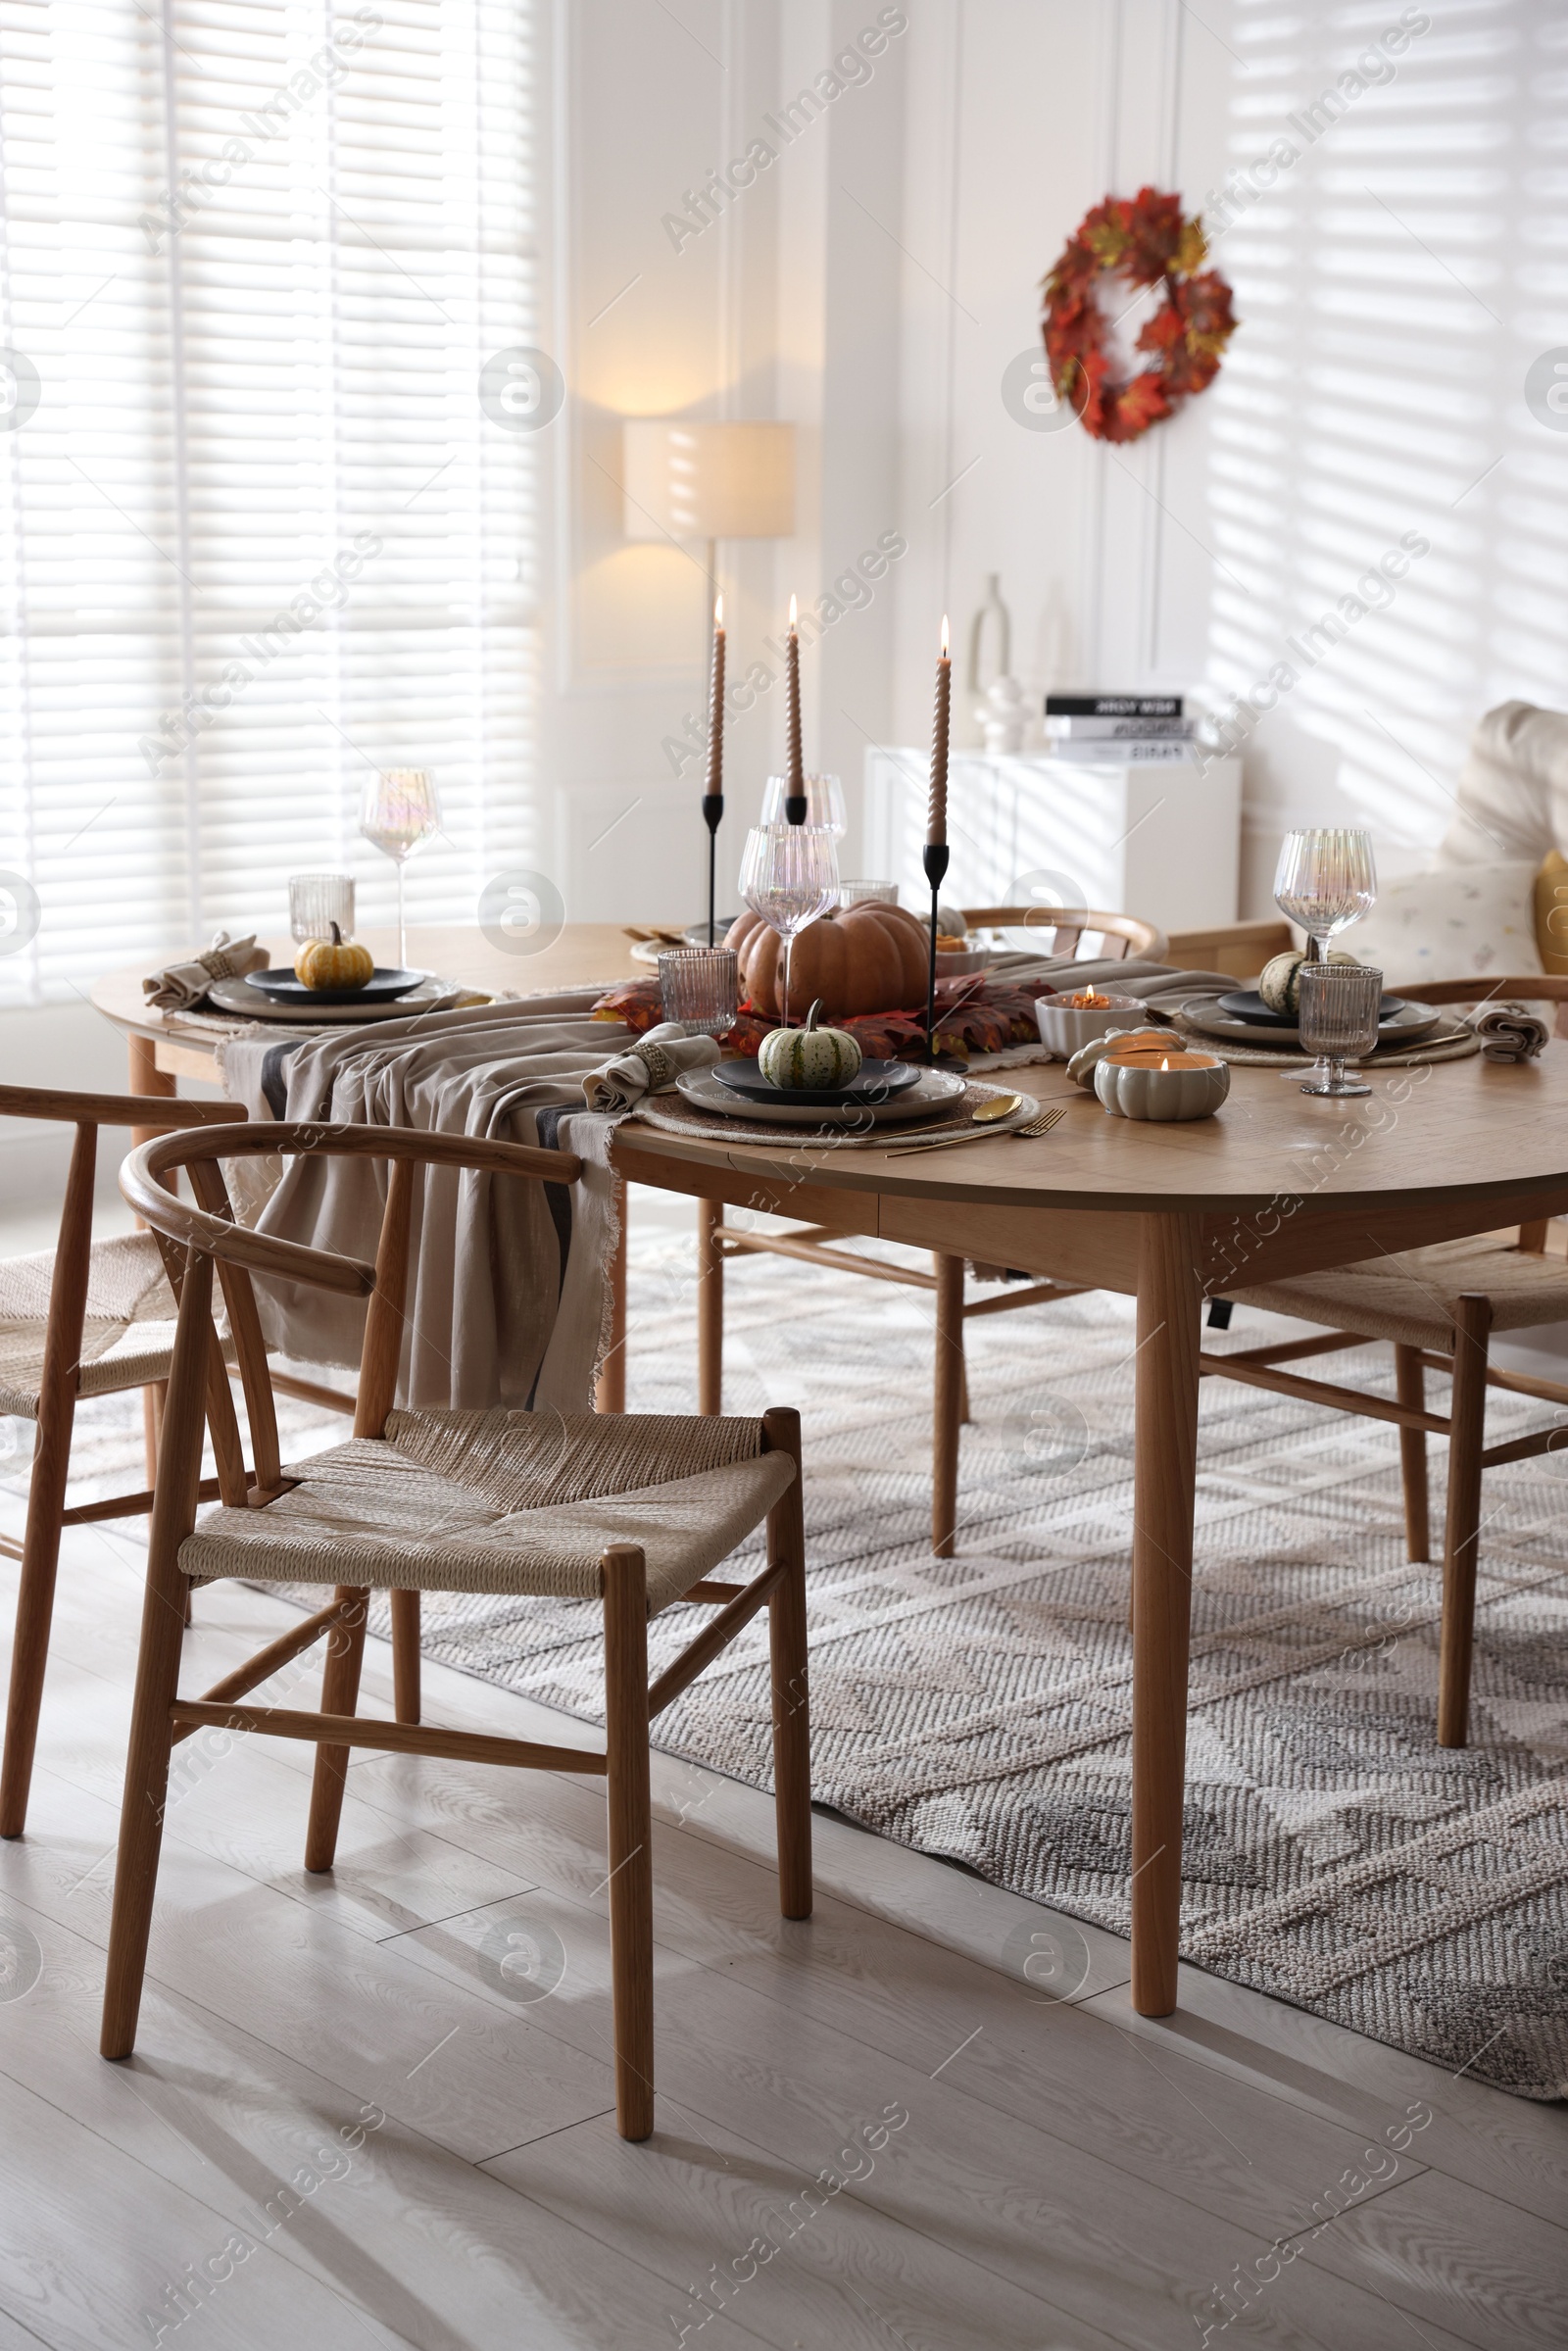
top-left (621, 419), bottom-right (795, 542)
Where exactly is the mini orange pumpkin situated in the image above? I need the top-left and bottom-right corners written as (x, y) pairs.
top-left (724, 901), bottom-right (931, 1020)
top-left (293, 920), bottom-right (374, 992)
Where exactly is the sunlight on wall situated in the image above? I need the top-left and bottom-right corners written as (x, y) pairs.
top-left (1200, 0), bottom-right (1568, 866)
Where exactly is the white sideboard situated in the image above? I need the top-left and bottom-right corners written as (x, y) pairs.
top-left (862, 749), bottom-right (1243, 935)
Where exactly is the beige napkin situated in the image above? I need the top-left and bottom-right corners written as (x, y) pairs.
top-left (1463, 1001), bottom-right (1551, 1062)
top-left (142, 929), bottom-right (270, 1010)
top-left (582, 1022), bottom-right (720, 1112)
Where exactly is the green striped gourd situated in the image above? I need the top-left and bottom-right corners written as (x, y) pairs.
top-left (758, 1000), bottom-right (863, 1090)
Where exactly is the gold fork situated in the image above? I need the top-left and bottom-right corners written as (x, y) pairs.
top-left (884, 1101), bottom-right (1067, 1157)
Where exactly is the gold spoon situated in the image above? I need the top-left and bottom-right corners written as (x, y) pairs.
top-left (884, 1093), bottom-right (1024, 1156)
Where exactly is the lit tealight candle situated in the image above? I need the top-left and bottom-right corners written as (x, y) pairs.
top-left (1095, 1044), bottom-right (1230, 1121)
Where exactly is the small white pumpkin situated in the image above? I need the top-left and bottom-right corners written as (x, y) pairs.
top-left (1258, 948), bottom-right (1358, 1015)
top-left (1064, 1025), bottom-right (1171, 1089)
top-left (758, 1000), bottom-right (863, 1090)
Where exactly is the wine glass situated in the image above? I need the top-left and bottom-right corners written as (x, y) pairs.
top-left (760, 772), bottom-right (847, 836)
top-left (1273, 827), bottom-right (1377, 962)
top-left (360, 768), bottom-right (439, 969)
top-left (737, 822), bottom-right (840, 1027)
top-left (1297, 961), bottom-right (1383, 1098)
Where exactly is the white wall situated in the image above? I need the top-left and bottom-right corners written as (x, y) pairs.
top-left (880, 0), bottom-right (1568, 914)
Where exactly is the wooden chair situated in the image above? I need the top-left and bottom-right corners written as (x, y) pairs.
top-left (0, 1085), bottom-right (255, 1838)
top-left (100, 1119), bottom-right (810, 2141)
top-left (1204, 974), bottom-right (1568, 1749)
top-left (698, 906), bottom-right (1167, 1552)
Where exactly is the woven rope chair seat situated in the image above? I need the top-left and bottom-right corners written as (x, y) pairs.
top-left (0, 1231), bottom-right (234, 1418)
top-left (178, 1407), bottom-right (795, 1613)
top-left (1233, 1235), bottom-right (1568, 1351)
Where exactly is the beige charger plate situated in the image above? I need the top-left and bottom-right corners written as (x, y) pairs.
top-left (1181, 996), bottom-right (1443, 1051)
top-left (644, 1071), bottom-right (1039, 1148)
top-left (205, 973), bottom-right (466, 1024)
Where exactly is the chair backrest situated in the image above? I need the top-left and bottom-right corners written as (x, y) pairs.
top-left (960, 907), bottom-right (1168, 962)
top-left (0, 1088), bottom-right (250, 1476)
top-left (121, 1121), bottom-right (584, 1498)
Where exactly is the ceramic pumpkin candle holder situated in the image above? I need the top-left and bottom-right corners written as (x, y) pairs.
top-left (1093, 1045), bottom-right (1230, 1122)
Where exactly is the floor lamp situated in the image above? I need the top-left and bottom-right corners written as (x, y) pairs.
top-left (622, 418), bottom-right (796, 935)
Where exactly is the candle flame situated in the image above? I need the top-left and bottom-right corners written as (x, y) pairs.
top-left (941, 612), bottom-right (950, 659)
top-left (714, 592), bottom-right (723, 628)
top-left (788, 592), bottom-right (798, 633)
top-left (1160, 1057), bottom-right (1170, 1070)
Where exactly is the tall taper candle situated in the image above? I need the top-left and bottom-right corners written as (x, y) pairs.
top-left (784, 593), bottom-right (806, 822)
top-left (923, 613), bottom-right (952, 1063)
top-left (702, 593), bottom-right (725, 944)
top-left (927, 612), bottom-right (951, 847)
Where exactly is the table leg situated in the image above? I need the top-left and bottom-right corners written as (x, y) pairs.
top-left (1131, 1211), bottom-right (1202, 2017)
top-left (596, 1186), bottom-right (628, 1414)
top-left (697, 1197), bottom-right (723, 1415)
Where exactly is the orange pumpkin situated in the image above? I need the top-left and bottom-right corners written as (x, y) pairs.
top-left (725, 901), bottom-right (932, 1020)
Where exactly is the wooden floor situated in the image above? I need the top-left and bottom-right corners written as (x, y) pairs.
top-left (0, 1517), bottom-right (1564, 2351)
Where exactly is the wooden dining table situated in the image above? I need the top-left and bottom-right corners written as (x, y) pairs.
top-left (91, 924), bottom-right (1568, 2018)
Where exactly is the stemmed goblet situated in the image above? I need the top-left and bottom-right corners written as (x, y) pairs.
top-left (737, 821), bottom-right (840, 1029)
top-left (360, 767), bottom-right (439, 969)
top-left (760, 771), bottom-right (847, 837)
top-left (1273, 827), bottom-right (1377, 964)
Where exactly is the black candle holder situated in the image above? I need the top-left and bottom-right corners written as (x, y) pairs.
top-left (702, 792), bottom-right (723, 945)
top-left (923, 839), bottom-right (950, 1065)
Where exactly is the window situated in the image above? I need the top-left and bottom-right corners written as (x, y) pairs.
top-left (0, 0), bottom-right (540, 1004)
top-left (1201, 0), bottom-right (1568, 853)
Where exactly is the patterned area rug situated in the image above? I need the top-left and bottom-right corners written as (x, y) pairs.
top-left (12, 1209), bottom-right (1566, 2097)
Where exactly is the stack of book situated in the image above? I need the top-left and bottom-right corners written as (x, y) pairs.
top-left (1043, 694), bottom-right (1197, 763)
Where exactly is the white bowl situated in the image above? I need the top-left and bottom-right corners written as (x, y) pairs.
top-left (935, 947), bottom-right (988, 977)
top-left (1034, 992), bottom-right (1146, 1058)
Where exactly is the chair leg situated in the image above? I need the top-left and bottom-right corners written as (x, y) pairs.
top-left (957, 1351), bottom-right (972, 1427)
top-left (390, 1589), bottom-right (420, 1724)
top-left (762, 1406), bottom-right (811, 1921)
top-left (101, 1248), bottom-right (213, 2060)
top-left (0, 1393), bottom-right (75, 1839)
top-left (1439, 1296), bottom-right (1492, 1750)
top-left (603, 1543), bottom-right (654, 2140)
top-left (304, 1584), bottom-right (369, 1871)
top-left (933, 1255), bottom-right (964, 1558)
top-left (142, 1380), bottom-right (166, 1489)
top-left (1395, 1344), bottom-right (1430, 1563)
top-left (697, 1198), bottom-right (723, 1415)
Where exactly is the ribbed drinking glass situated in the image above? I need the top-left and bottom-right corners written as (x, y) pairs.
top-left (1297, 960), bottom-right (1383, 1098)
top-left (657, 947), bottom-right (738, 1038)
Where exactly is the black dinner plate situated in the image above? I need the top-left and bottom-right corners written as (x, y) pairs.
top-left (1218, 987), bottom-right (1406, 1028)
top-left (250, 967), bottom-right (424, 1006)
top-left (714, 1055), bottom-right (919, 1109)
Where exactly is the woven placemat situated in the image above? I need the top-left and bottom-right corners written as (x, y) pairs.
top-left (1171, 1012), bottom-right (1481, 1071)
top-left (632, 1077), bottom-right (1040, 1150)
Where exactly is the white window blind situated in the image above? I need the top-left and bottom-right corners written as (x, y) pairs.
top-left (0, 0), bottom-right (540, 1004)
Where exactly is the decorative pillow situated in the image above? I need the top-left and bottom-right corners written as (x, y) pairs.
top-left (1536, 850), bottom-right (1568, 976)
top-left (1347, 861), bottom-right (1544, 985)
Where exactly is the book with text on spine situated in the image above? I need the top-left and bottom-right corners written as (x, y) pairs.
top-left (1044, 715), bottom-right (1195, 740)
top-left (1044, 693), bottom-right (1184, 718)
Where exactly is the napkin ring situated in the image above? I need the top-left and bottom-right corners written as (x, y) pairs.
top-left (634, 1039), bottom-right (677, 1090)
